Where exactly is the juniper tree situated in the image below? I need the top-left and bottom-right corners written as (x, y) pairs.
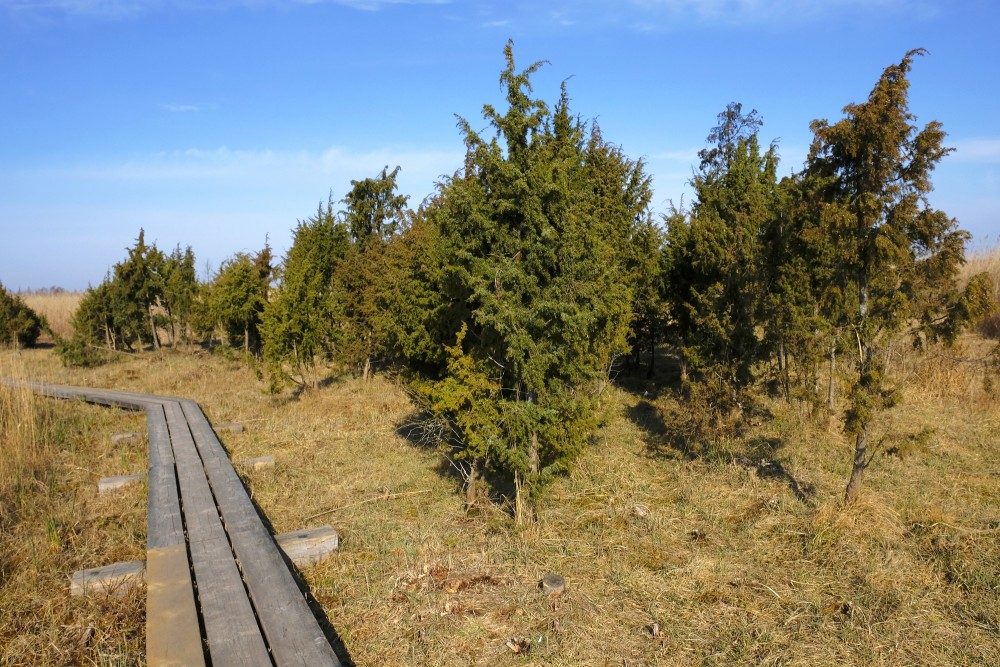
top-left (663, 103), bottom-right (780, 399)
top-left (262, 198), bottom-right (349, 390)
top-left (803, 49), bottom-right (994, 503)
top-left (112, 229), bottom-right (165, 350)
top-left (0, 282), bottom-right (43, 348)
top-left (162, 245), bottom-right (198, 347)
top-left (336, 166), bottom-right (410, 380)
top-left (209, 245), bottom-right (272, 357)
top-left (422, 42), bottom-right (652, 518)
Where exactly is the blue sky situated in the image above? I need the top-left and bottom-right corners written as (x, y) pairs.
top-left (1, 0), bottom-right (997, 290)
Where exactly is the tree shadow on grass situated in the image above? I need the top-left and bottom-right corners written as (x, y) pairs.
top-left (628, 398), bottom-right (816, 504)
top-left (740, 436), bottom-right (817, 504)
top-left (395, 410), bottom-right (519, 516)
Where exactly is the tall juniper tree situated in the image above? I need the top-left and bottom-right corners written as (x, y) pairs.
top-left (663, 103), bottom-right (780, 403)
top-left (262, 198), bottom-right (349, 390)
top-left (803, 49), bottom-right (993, 503)
top-left (420, 42), bottom-right (652, 519)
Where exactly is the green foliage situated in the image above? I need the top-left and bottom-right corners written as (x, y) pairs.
top-left (0, 283), bottom-right (43, 348)
top-left (206, 246), bottom-right (272, 357)
top-left (162, 245), bottom-right (199, 347)
top-left (262, 199), bottom-right (350, 390)
top-left (662, 102), bottom-right (780, 397)
top-left (800, 49), bottom-right (988, 502)
top-left (413, 42), bottom-right (652, 513)
top-left (61, 229), bottom-right (169, 362)
top-left (335, 166), bottom-right (411, 378)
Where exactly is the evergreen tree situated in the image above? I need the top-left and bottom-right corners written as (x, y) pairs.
top-left (209, 245), bottom-right (272, 357)
top-left (262, 198), bottom-right (350, 390)
top-left (113, 229), bottom-right (165, 350)
top-left (0, 282), bottom-right (43, 348)
top-left (663, 103), bottom-right (780, 396)
top-left (803, 49), bottom-right (993, 503)
top-left (162, 245), bottom-right (199, 347)
top-left (336, 166), bottom-right (410, 380)
top-left (421, 42), bottom-right (652, 517)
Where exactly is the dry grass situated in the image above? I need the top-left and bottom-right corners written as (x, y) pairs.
top-left (963, 243), bottom-right (1000, 339)
top-left (0, 354), bottom-right (146, 665)
top-left (20, 290), bottom-right (83, 342)
top-left (3, 343), bottom-right (998, 666)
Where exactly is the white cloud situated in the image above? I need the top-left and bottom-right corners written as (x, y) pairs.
top-left (951, 138), bottom-right (1000, 163)
top-left (0, 0), bottom-right (449, 17)
top-left (161, 103), bottom-right (202, 113)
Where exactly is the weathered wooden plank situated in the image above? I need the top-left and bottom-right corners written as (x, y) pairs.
top-left (17, 381), bottom-right (344, 665)
top-left (98, 473), bottom-right (144, 494)
top-left (163, 401), bottom-right (271, 667)
top-left (238, 455), bottom-right (275, 471)
top-left (181, 400), bottom-right (342, 667)
top-left (70, 560), bottom-right (145, 596)
top-left (146, 544), bottom-right (206, 667)
top-left (146, 404), bottom-right (185, 550)
top-left (23, 382), bottom-right (155, 411)
top-left (275, 526), bottom-right (340, 567)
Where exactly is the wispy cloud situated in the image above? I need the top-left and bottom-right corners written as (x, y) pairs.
top-left (0, 0), bottom-right (449, 18)
top-left (492, 0), bottom-right (928, 33)
top-left (951, 138), bottom-right (1000, 163)
top-left (45, 144), bottom-right (463, 204)
top-left (161, 103), bottom-right (202, 113)
top-left (626, 0), bottom-right (916, 24)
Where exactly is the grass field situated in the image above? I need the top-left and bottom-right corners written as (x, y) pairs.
top-left (2, 330), bottom-right (998, 665)
top-left (2, 247), bottom-right (998, 665)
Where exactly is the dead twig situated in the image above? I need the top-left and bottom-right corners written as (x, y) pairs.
top-left (305, 489), bottom-right (432, 521)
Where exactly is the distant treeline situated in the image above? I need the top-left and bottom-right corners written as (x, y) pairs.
top-left (54, 44), bottom-right (997, 513)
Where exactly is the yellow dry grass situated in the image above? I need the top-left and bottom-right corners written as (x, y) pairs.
top-left (0, 354), bottom-right (146, 665)
top-left (19, 290), bottom-right (83, 341)
top-left (963, 242), bottom-right (1000, 294)
top-left (2, 341), bottom-right (998, 666)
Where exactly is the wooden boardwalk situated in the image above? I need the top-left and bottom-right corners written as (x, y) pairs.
top-left (26, 381), bottom-right (342, 667)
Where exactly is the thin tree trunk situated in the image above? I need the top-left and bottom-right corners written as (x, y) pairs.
top-left (646, 341), bottom-right (655, 379)
top-left (844, 425), bottom-right (868, 504)
top-left (778, 339), bottom-right (790, 401)
top-left (828, 342), bottom-right (836, 410)
top-left (465, 461), bottom-right (480, 509)
top-left (148, 307), bottom-right (160, 351)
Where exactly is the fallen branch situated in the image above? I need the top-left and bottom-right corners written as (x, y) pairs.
top-left (305, 489), bottom-right (432, 521)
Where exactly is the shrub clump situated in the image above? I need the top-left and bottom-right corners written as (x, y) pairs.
top-left (0, 282), bottom-right (44, 348)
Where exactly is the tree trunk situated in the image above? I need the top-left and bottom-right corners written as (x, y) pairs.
top-left (778, 339), bottom-right (790, 401)
top-left (465, 461), bottom-right (480, 509)
top-left (363, 355), bottom-right (371, 382)
top-left (148, 307), bottom-right (160, 351)
top-left (844, 426), bottom-right (868, 504)
top-left (646, 341), bottom-right (655, 379)
top-left (828, 342), bottom-right (836, 410)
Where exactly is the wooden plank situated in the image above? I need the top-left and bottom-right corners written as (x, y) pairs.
top-left (163, 401), bottom-right (271, 667)
top-left (70, 560), bottom-right (145, 596)
top-left (146, 404), bottom-right (185, 550)
top-left (146, 544), bottom-right (206, 667)
top-left (275, 526), bottom-right (340, 567)
top-left (181, 400), bottom-right (342, 667)
top-left (98, 474), bottom-right (144, 493)
top-left (238, 455), bottom-right (275, 471)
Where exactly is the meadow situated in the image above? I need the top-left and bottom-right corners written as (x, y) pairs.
top-left (1, 277), bottom-right (998, 666)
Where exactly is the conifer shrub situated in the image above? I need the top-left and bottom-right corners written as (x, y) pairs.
top-left (0, 282), bottom-right (44, 348)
